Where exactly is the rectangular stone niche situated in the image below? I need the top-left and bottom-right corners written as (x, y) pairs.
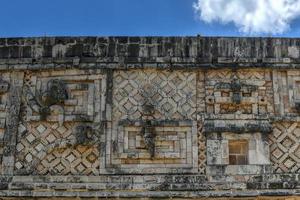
top-left (206, 130), bottom-right (271, 175)
top-left (103, 120), bottom-right (198, 174)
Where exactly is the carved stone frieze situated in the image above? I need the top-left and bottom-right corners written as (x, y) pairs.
top-left (205, 69), bottom-right (274, 118)
top-left (204, 120), bottom-right (272, 134)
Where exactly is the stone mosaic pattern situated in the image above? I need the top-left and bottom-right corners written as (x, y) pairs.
top-left (113, 70), bottom-right (197, 120)
top-left (197, 72), bottom-right (206, 174)
top-left (270, 122), bottom-right (300, 173)
top-left (105, 120), bottom-right (198, 174)
top-left (273, 70), bottom-right (300, 115)
top-left (197, 121), bottom-right (206, 174)
top-left (15, 122), bottom-right (100, 175)
top-left (22, 69), bottom-right (106, 123)
top-left (1, 36), bottom-right (300, 198)
top-left (105, 69), bottom-right (199, 174)
top-left (205, 69), bottom-right (274, 118)
top-left (2, 67), bottom-right (299, 177)
top-left (13, 69), bottom-right (105, 175)
top-left (120, 126), bottom-right (191, 164)
top-left (37, 145), bottom-right (99, 175)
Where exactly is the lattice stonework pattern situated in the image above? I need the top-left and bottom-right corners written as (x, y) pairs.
top-left (113, 69), bottom-right (197, 120)
top-left (15, 69), bottom-right (105, 175)
top-left (205, 69), bottom-right (274, 117)
top-left (270, 122), bottom-right (300, 173)
top-left (197, 72), bottom-right (206, 174)
top-left (197, 121), bottom-right (206, 174)
top-left (105, 69), bottom-right (198, 174)
top-left (15, 122), bottom-right (100, 175)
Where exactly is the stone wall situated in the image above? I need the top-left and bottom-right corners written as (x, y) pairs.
top-left (0, 37), bottom-right (299, 198)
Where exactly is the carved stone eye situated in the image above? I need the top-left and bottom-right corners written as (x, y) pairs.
top-left (259, 97), bottom-right (266, 104)
top-left (206, 96), bottom-right (215, 104)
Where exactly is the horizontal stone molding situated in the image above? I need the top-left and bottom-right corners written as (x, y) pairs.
top-left (0, 37), bottom-right (300, 69)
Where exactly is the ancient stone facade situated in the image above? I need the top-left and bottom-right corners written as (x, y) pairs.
top-left (0, 36), bottom-right (299, 199)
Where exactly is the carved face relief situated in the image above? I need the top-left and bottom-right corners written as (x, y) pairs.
top-left (206, 70), bottom-right (268, 116)
top-left (75, 125), bottom-right (95, 145)
top-left (43, 79), bottom-right (68, 106)
top-left (22, 70), bottom-right (105, 123)
top-left (140, 120), bottom-right (156, 158)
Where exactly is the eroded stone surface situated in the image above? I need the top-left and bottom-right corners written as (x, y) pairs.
top-left (0, 36), bottom-right (298, 198)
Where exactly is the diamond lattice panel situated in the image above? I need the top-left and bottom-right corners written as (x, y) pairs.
top-left (113, 70), bottom-right (197, 121)
top-left (15, 122), bottom-right (100, 175)
top-left (107, 69), bottom-right (198, 174)
top-left (270, 122), bottom-right (300, 173)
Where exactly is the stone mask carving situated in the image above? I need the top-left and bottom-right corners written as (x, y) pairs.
top-left (215, 77), bottom-right (257, 105)
top-left (23, 79), bottom-right (68, 122)
top-left (231, 78), bottom-right (242, 104)
top-left (39, 79), bottom-right (68, 120)
top-left (42, 79), bottom-right (68, 106)
top-left (75, 125), bottom-right (94, 145)
top-left (140, 98), bottom-right (156, 157)
top-left (141, 120), bottom-right (156, 158)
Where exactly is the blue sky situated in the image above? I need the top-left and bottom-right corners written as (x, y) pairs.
top-left (1, 0), bottom-right (300, 37)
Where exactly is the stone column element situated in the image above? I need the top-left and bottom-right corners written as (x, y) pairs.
top-left (2, 72), bottom-right (24, 175)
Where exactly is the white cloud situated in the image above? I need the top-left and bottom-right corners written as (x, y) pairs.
top-left (193, 0), bottom-right (300, 35)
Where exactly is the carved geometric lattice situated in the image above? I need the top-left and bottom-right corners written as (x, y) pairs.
top-left (107, 69), bottom-right (198, 174)
top-left (198, 121), bottom-right (206, 174)
top-left (15, 69), bottom-right (105, 175)
top-left (15, 122), bottom-right (100, 175)
top-left (113, 70), bottom-right (197, 120)
top-left (270, 122), bottom-right (300, 173)
top-left (37, 145), bottom-right (99, 175)
top-left (197, 72), bottom-right (206, 174)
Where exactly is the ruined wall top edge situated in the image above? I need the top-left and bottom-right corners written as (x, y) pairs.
top-left (1, 36), bottom-right (300, 69)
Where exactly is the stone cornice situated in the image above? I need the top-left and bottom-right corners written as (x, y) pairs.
top-left (1, 36), bottom-right (300, 69)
